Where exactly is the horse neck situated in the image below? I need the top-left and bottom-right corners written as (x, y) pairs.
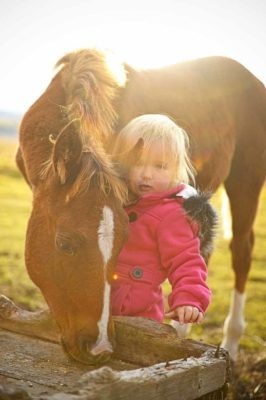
top-left (32, 72), bottom-right (66, 119)
top-left (19, 73), bottom-right (66, 186)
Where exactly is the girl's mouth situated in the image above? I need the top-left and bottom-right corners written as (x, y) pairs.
top-left (138, 184), bottom-right (152, 192)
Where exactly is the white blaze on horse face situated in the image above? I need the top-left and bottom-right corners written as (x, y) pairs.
top-left (91, 206), bottom-right (114, 356)
top-left (97, 206), bottom-right (115, 265)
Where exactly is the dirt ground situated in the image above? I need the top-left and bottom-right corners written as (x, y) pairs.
top-left (228, 352), bottom-right (266, 399)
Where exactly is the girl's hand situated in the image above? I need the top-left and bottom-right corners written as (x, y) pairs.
top-left (165, 306), bottom-right (203, 324)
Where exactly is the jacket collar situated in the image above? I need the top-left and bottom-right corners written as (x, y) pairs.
top-left (125, 184), bottom-right (186, 207)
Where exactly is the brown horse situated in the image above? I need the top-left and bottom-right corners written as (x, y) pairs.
top-left (16, 50), bottom-right (129, 364)
top-left (16, 49), bottom-right (266, 362)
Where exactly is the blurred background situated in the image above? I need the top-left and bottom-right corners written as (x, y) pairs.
top-left (0, 1), bottom-right (265, 398)
top-left (0, 0), bottom-right (266, 117)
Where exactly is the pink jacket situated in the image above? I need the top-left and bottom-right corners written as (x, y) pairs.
top-left (111, 185), bottom-right (211, 323)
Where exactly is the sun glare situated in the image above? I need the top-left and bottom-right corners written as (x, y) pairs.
top-left (1, 0), bottom-right (265, 113)
top-left (221, 189), bottom-right (232, 240)
top-left (104, 51), bottom-right (127, 86)
top-left (94, 19), bottom-right (212, 70)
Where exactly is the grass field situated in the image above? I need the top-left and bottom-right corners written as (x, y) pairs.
top-left (0, 139), bottom-right (265, 397)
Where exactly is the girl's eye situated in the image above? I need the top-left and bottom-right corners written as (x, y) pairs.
top-left (55, 236), bottom-right (74, 255)
top-left (155, 163), bottom-right (167, 169)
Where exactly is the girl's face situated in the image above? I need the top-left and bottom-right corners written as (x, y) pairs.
top-left (127, 143), bottom-right (177, 197)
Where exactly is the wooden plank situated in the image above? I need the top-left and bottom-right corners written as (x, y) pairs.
top-left (0, 295), bottom-right (59, 343)
top-left (0, 329), bottom-right (228, 400)
top-left (0, 296), bottom-right (230, 399)
top-left (114, 317), bottom-right (215, 366)
top-left (0, 295), bottom-right (215, 366)
top-left (41, 356), bottom-right (227, 400)
top-left (0, 329), bottom-right (137, 399)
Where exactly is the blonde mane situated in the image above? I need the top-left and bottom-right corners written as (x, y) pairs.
top-left (56, 48), bottom-right (125, 143)
top-left (40, 49), bottom-right (128, 204)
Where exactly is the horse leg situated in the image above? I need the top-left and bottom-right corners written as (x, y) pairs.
top-left (221, 175), bottom-right (264, 360)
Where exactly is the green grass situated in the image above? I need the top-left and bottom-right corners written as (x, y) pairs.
top-left (0, 139), bottom-right (265, 356)
top-left (165, 185), bottom-right (266, 355)
top-left (205, 189), bottom-right (266, 353)
top-left (164, 188), bottom-right (266, 354)
top-left (0, 139), bottom-right (45, 309)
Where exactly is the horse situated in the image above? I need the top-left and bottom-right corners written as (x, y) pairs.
top-left (16, 49), bottom-right (266, 363)
top-left (15, 50), bottom-right (130, 364)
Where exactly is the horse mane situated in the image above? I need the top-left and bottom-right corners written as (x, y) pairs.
top-left (56, 48), bottom-right (125, 143)
top-left (41, 135), bottom-right (128, 204)
top-left (40, 49), bottom-right (128, 204)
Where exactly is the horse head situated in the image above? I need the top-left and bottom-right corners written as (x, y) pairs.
top-left (19, 50), bottom-right (128, 364)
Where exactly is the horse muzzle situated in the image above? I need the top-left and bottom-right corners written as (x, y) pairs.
top-left (62, 334), bottom-right (114, 365)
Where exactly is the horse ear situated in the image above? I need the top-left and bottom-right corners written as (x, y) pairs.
top-left (115, 138), bottom-right (144, 177)
top-left (128, 138), bottom-right (144, 161)
top-left (52, 130), bottom-right (83, 184)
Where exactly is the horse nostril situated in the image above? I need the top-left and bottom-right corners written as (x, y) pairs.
top-left (83, 344), bottom-right (112, 365)
top-left (63, 335), bottom-right (114, 365)
top-left (78, 336), bottom-right (91, 354)
top-left (93, 351), bottom-right (113, 365)
top-left (85, 339), bottom-right (113, 365)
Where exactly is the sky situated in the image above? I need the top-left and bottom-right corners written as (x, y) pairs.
top-left (1, 0), bottom-right (266, 114)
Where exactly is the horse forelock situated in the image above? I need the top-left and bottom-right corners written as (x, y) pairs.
top-left (40, 137), bottom-right (128, 206)
top-left (55, 49), bottom-right (126, 143)
top-left (38, 49), bottom-right (128, 205)
top-left (66, 147), bottom-right (128, 205)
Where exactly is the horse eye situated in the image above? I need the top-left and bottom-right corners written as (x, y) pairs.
top-left (56, 237), bottom-right (74, 255)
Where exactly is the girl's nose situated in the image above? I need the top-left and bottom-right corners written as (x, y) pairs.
top-left (141, 165), bottom-right (152, 179)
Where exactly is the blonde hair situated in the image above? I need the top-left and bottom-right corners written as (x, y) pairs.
top-left (113, 114), bottom-right (195, 185)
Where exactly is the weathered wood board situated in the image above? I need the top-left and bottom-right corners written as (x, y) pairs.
top-left (0, 328), bottom-right (229, 400)
top-left (0, 295), bottom-right (216, 366)
top-left (0, 329), bottom-right (137, 399)
top-left (0, 296), bottom-right (230, 399)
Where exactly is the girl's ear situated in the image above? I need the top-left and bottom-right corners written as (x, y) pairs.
top-left (52, 130), bottom-right (83, 184)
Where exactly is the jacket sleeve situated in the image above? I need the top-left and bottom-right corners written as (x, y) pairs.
top-left (157, 208), bottom-right (211, 313)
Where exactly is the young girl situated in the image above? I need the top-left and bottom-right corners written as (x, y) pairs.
top-left (111, 114), bottom-right (211, 325)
